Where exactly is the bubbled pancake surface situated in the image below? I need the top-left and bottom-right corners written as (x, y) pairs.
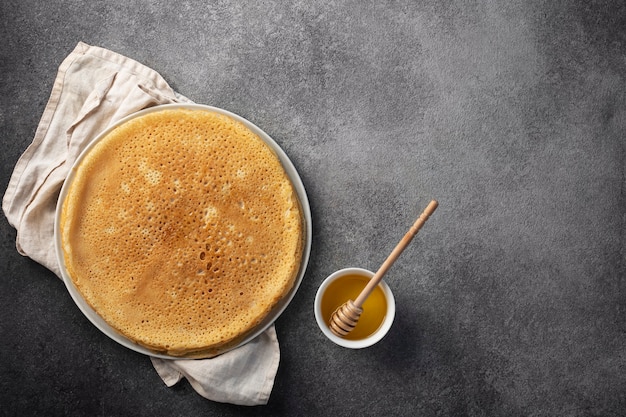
top-left (60, 108), bottom-right (303, 357)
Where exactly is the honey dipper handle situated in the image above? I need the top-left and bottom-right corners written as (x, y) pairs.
top-left (353, 200), bottom-right (438, 308)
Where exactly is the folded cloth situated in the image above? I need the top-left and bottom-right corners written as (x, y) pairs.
top-left (2, 41), bottom-right (280, 406)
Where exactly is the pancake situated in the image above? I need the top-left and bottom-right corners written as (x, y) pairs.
top-left (60, 107), bottom-right (304, 357)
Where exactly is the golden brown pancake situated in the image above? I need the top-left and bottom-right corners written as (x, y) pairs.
top-left (60, 107), bottom-right (303, 357)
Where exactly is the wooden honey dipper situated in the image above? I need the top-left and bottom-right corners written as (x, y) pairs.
top-left (329, 200), bottom-right (438, 338)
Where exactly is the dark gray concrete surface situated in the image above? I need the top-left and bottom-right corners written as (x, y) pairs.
top-left (1, 1), bottom-right (625, 416)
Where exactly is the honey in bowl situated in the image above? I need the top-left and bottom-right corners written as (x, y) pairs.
top-left (320, 274), bottom-right (388, 340)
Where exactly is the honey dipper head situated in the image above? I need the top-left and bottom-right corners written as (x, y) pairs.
top-left (329, 300), bottom-right (363, 337)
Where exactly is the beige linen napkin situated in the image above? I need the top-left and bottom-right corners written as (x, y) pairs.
top-left (2, 41), bottom-right (279, 406)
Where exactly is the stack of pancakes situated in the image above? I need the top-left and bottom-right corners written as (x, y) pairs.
top-left (60, 107), bottom-right (304, 357)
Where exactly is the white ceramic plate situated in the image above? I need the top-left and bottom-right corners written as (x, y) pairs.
top-left (54, 103), bottom-right (312, 359)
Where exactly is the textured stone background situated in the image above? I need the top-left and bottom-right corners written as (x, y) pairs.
top-left (1, 1), bottom-right (625, 416)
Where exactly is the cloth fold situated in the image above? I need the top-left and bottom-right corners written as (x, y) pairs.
top-left (2, 41), bottom-right (279, 406)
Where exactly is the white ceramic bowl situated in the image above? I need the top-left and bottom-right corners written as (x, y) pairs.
top-left (314, 267), bottom-right (395, 349)
top-left (54, 103), bottom-right (312, 359)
